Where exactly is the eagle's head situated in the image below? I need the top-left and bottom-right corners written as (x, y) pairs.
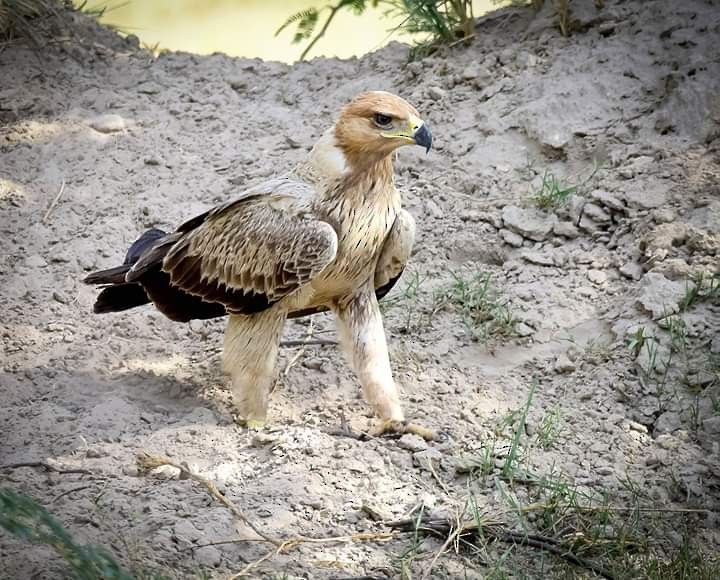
top-left (334, 91), bottom-right (432, 165)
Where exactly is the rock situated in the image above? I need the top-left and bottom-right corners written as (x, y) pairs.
top-left (711, 334), bottom-right (720, 354)
top-left (567, 195), bottom-right (586, 223)
top-left (413, 448), bottom-right (443, 467)
top-left (302, 358), bottom-right (325, 371)
top-left (501, 206), bottom-right (556, 241)
top-left (427, 86), bottom-right (446, 100)
top-left (424, 199), bottom-right (444, 219)
top-left (596, 466), bottom-right (614, 476)
top-left (521, 249), bottom-right (555, 267)
top-left (150, 465), bottom-right (181, 480)
top-left (590, 190), bottom-right (626, 212)
top-left (88, 114), bottom-right (126, 133)
top-left (553, 221), bottom-right (580, 239)
top-left (554, 353), bottom-right (576, 374)
top-left (702, 416), bottom-right (720, 435)
top-left (52, 291), bottom-right (68, 304)
top-left (25, 254), bottom-right (47, 268)
top-left (173, 520), bottom-right (203, 544)
top-left (636, 272), bottom-right (686, 318)
top-left (587, 269), bottom-right (607, 284)
top-left (195, 545), bottom-right (222, 568)
top-left (652, 208), bottom-right (676, 224)
top-left (625, 183), bottom-right (669, 209)
top-left (515, 322), bottom-right (535, 337)
top-left (500, 229), bottom-right (524, 247)
top-left (398, 433), bottom-right (429, 452)
top-left (578, 215), bottom-right (600, 233)
top-left (654, 412), bottom-right (682, 435)
top-left (582, 202), bottom-right (611, 223)
top-left (619, 262), bottom-right (643, 280)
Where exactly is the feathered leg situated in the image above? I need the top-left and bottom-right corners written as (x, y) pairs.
top-left (223, 309), bottom-right (286, 428)
top-left (333, 288), bottom-right (435, 440)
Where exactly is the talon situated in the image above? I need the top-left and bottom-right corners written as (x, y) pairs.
top-left (371, 419), bottom-right (437, 441)
top-left (234, 415), bottom-right (266, 430)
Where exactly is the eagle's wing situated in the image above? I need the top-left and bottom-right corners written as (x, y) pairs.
top-left (374, 209), bottom-right (415, 299)
top-left (128, 180), bottom-right (338, 314)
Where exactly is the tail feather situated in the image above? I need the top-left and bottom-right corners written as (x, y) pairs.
top-left (83, 264), bottom-right (131, 285)
top-left (93, 283), bottom-right (150, 313)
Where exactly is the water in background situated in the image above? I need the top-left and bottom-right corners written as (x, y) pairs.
top-left (94, 0), bottom-right (500, 63)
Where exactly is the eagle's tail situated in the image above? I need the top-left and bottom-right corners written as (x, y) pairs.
top-left (83, 228), bottom-right (168, 314)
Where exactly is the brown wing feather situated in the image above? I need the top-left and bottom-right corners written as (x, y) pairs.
top-left (374, 209), bottom-right (415, 290)
top-left (160, 194), bottom-right (338, 314)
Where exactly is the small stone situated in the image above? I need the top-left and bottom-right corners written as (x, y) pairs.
top-left (583, 202), bottom-right (611, 223)
top-left (25, 254), bottom-right (47, 268)
top-left (652, 208), bottom-right (676, 224)
top-left (302, 358), bottom-right (325, 371)
top-left (228, 77), bottom-right (247, 90)
top-left (424, 199), bottom-right (444, 219)
top-left (636, 272), bottom-right (686, 318)
top-left (89, 114), bottom-right (126, 134)
top-left (619, 262), bottom-right (643, 280)
top-left (590, 190), bottom-right (626, 212)
top-left (413, 448), bottom-right (443, 467)
top-left (502, 205), bottom-right (556, 241)
top-left (578, 215), bottom-right (600, 233)
top-left (553, 221), bottom-right (581, 239)
top-left (515, 322), bottom-right (535, 337)
top-left (521, 250), bottom-right (555, 267)
top-left (587, 269), bottom-right (608, 284)
top-left (596, 466), bottom-right (614, 476)
top-left (710, 335), bottom-right (720, 354)
top-left (144, 157), bottom-right (161, 166)
top-left (500, 229), bottom-right (524, 248)
top-left (554, 353), bottom-right (576, 374)
top-left (427, 86), bottom-right (446, 100)
top-left (195, 546), bottom-right (222, 568)
top-left (398, 433), bottom-right (429, 452)
top-left (52, 291), bottom-right (68, 304)
top-left (627, 420), bottom-right (648, 434)
top-left (702, 416), bottom-right (720, 435)
top-left (150, 465), bottom-right (181, 480)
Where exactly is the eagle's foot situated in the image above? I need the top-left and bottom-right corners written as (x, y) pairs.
top-left (371, 419), bottom-right (437, 441)
top-left (233, 415), bottom-right (266, 430)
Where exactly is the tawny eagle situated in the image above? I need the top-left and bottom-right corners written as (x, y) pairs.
top-left (84, 91), bottom-right (433, 438)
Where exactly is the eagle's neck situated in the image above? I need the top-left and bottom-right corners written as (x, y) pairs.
top-left (304, 128), bottom-right (395, 198)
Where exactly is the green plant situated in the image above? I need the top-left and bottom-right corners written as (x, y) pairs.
top-left (0, 487), bottom-right (134, 579)
top-left (535, 406), bottom-right (563, 449)
top-left (532, 169), bottom-right (577, 209)
top-left (443, 272), bottom-right (516, 342)
top-left (277, 0), bottom-right (475, 61)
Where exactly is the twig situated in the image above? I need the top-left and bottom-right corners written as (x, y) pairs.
top-left (426, 457), bottom-right (452, 497)
top-left (136, 452), bottom-right (281, 546)
top-left (41, 179), bottom-right (66, 223)
top-left (299, 2), bottom-right (342, 61)
top-left (388, 516), bottom-right (616, 580)
top-left (51, 484), bottom-right (93, 504)
top-left (0, 460), bottom-right (92, 475)
top-left (136, 452), bottom-right (394, 578)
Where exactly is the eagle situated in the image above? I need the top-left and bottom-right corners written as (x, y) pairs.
top-left (84, 91), bottom-right (434, 439)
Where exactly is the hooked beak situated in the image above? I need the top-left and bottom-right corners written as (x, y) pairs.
top-left (381, 114), bottom-right (433, 153)
top-left (413, 123), bottom-right (432, 153)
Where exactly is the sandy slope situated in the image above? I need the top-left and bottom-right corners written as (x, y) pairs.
top-left (1, 1), bottom-right (719, 577)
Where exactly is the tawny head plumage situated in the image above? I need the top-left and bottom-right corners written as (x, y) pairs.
top-left (334, 91), bottom-right (432, 166)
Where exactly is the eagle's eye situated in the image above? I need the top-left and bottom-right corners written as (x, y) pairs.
top-left (374, 113), bottom-right (393, 128)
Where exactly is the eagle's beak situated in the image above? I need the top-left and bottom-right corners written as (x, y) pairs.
top-left (381, 115), bottom-right (432, 153)
top-left (413, 123), bottom-right (432, 153)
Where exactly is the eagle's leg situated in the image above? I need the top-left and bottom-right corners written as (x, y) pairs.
top-left (223, 309), bottom-right (286, 429)
top-left (333, 289), bottom-right (436, 441)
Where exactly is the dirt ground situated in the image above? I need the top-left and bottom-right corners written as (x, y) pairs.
top-left (1, 0), bottom-right (719, 578)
